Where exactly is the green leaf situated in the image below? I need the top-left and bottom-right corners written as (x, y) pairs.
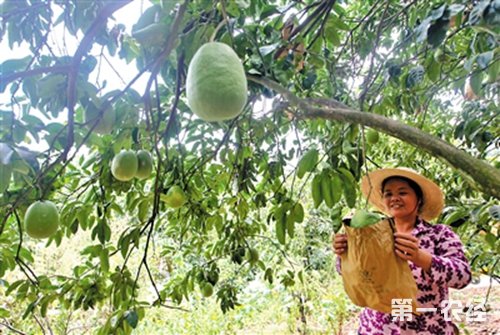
top-left (0, 306), bottom-right (10, 318)
top-left (99, 249), bottom-right (110, 273)
top-left (275, 207), bottom-right (286, 245)
top-left (292, 203), bottom-right (304, 223)
top-left (296, 149), bottom-right (318, 179)
top-left (0, 57), bottom-right (31, 76)
top-left (119, 233), bottom-right (131, 259)
top-left (5, 280), bottom-right (25, 296)
top-left (448, 4), bottom-right (465, 16)
top-left (0, 143), bottom-right (14, 165)
top-left (428, 4), bottom-right (446, 20)
top-left (427, 18), bottom-right (449, 48)
top-left (426, 57), bottom-right (441, 82)
top-left (406, 66), bottom-right (425, 89)
top-left (485, 233), bottom-right (497, 249)
top-left (125, 310), bottom-right (139, 328)
top-left (468, 1), bottom-right (490, 25)
top-left (470, 71), bottom-right (484, 96)
top-left (138, 199), bottom-right (150, 223)
top-left (444, 210), bottom-right (467, 226)
top-left (414, 18), bottom-right (431, 43)
top-left (330, 171), bottom-right (343, 205)
top-left (286, 213), bottom-right (295, 239)
top-left (22, 300), bottom-right (37, 319)
top-left (259, 43), bottom-right (279, 57)
top-left (325, 19), bottom-right (341, 46)
top-left (264, 268), bottom-right (273, 284)
top-left (476, 51), bottom-right (494, 70)
top-left (337, 168), bottom-right (356, 208)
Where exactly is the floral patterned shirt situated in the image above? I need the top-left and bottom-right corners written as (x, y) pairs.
top-left (337, 218), bottom-right (472, 335)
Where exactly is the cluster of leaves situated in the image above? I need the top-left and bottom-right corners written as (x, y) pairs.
top-left (0, 0), bottom-right (498, 333)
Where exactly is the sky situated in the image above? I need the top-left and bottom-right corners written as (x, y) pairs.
top-left (0, 1), bottom-right (155, 152)
top-left (0, 1), bottom-right (151, 103)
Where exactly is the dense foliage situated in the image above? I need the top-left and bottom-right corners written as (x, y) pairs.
top-left (0, 0), bottom-right (498, 333)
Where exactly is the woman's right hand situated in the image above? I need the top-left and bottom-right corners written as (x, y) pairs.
top-left (332, 233), bottom-right (348, 255)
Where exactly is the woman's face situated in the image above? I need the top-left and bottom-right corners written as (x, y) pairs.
top-left (382, 178), bottom-right (420, 219)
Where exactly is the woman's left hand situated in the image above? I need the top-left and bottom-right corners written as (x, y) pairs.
top-left (394, 232), bottom-right (432, 271)
top-left (394, 232), bottom-right (421, 262)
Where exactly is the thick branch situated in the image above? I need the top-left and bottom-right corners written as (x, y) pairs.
top-left (249, 76), bottom-right (500, 200)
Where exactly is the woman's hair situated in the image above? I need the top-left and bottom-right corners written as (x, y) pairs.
top-left (381, 176), bottom-right (424, 211)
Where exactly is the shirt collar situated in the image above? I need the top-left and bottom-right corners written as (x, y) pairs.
top-left (413, 216), bottom-right (432, 236)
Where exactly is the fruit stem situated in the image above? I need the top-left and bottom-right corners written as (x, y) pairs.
top-left (210, 18), bottom-right (227, 42)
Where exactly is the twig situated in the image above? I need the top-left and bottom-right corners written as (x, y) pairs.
top-left (358, 0), bottom-right (391, 110)
top-left (0, 65), bottom-right (71, 85)
top-left (143, 1), bottom-right (188, 101)
top-left (13, 210), bottom-right (39, 285)
top-left (0, 321), bottom-right (27, 335)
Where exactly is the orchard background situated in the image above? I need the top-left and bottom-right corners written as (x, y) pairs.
top-left (0, 0), bottom-right (499, 334)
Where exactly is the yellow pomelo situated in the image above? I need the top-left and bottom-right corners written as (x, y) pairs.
top-left (136, 150), bottom-right (153, 180)
top-left (0, 163), bottom-right (12, 193)
top-left (25, 200), bottom-right (60, 239)
top-left (162, 185), bottom-right (187, 208)
top-left (111, 150), bottom-right (138, 181)
top-left (186, 42), bottom-right (248, 122)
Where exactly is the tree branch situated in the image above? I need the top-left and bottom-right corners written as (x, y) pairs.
top-left (64, 0), bottom-right (133, 160)
top-left (0, 321), bottom-right (27, 335)
top-left (0, 65), bottom-right (71, 87)
top-left (249, 75), bottom-right (500, 200)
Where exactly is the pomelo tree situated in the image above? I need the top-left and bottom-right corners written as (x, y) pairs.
top-left (0, 0), bottom-right (498, 333)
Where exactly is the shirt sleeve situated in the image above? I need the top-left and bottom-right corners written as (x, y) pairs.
top-left (335, 256), bottom-right (342, 275)
top-left (423, 224), bottom-right (472, 289)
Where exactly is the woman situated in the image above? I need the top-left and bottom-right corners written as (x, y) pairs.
top-left (333, 167), bottom-right (471, 335)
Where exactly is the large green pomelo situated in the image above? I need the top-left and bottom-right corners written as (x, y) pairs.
top-left (84, 106), bottom-right (115, 135)
top-left (0, 163), bottom-right (12, 193)
top-left (186, 42), bottom-right (248, 122)
top-left (161, 185), bottom-right (187, 208)
top-left (111, 150), bottom-right (138, 181)
top-left (25, 200), bottom-right (60, 239)
top-left (136, 150), bottom-right (153, 180)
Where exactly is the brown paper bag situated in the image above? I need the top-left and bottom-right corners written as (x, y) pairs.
top-left (340, 218), bottom-right (418, 314)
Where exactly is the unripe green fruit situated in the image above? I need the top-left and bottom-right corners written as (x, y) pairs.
top-left (111, 150), bottom-right (138, 181)
top-left (186, 42), bottom-right (248, 122)
top-left (350, 209), bottom-right (382, 229)
top-left (246, 247), bottom-right (259, 264)
top-left (162, 185), bottom-right (187, 208)
top-left (366, 130), bottom-right (380, 145)
top-left (0, 163), bottom-right (12, 193)
top-left (135, 150), bottom-right (153, 180)
top-left (24, 200), bottom-right (60, 239)
top-left (201, 282), bottom-right (214, 297)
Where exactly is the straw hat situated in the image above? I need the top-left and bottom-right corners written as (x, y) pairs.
top-left (360, 167), bottom-right (444, 222)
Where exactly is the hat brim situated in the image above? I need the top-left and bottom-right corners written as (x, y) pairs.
top-left (361, 168), bottom-right (444, 222)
